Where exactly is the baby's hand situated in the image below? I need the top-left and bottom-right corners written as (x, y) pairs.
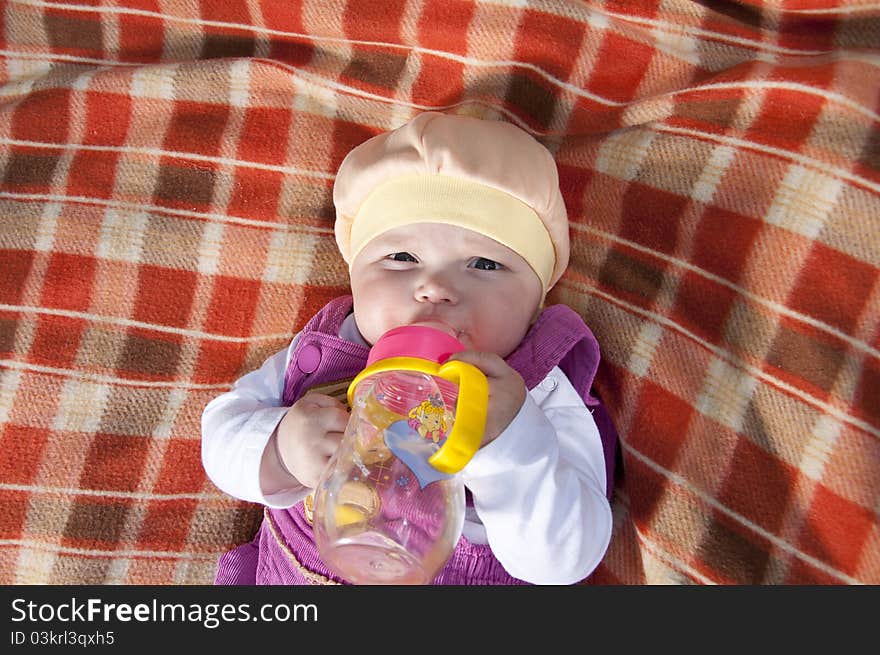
top-left (446, 351), bottom-right (526, 445)
top-left (275, 393), bottom-right (349, 488)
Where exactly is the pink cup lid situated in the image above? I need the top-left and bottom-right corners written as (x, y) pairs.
top-left (367, 325), bottom-right (466, 366)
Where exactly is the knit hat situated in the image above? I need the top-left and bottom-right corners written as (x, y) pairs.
top-left (333, 112), bottom-right (569, 293)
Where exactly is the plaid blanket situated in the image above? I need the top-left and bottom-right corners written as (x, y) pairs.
top-left (0, 0), bottom-right (877, 585)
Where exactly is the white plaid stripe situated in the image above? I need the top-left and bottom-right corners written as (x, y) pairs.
top-left (596, 128), bottom-right (657, 181)
top-left (696, 357), bottom-right (760, 432)
top-left (628, 320), bottom-right (663, 378)
top-left (96, 208), bottom-right (149, 262)
top-left (766, 165), bottom-right (843, 239)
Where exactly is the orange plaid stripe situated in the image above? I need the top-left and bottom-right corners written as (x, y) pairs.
top-left (0, 0), bottom-right (877, 584)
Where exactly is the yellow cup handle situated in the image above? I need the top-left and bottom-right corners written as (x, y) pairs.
top-left (427, 359), bottom-right (488, 474)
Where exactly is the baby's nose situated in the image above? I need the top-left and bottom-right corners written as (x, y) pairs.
top-left (415, 273), bottom-right (458, 304)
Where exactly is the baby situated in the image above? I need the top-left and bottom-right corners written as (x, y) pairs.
top-left (201, 112), bottom-right (617, 585)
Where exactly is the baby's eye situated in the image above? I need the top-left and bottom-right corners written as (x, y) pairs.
top-left (387, 252), bottom-right (418, 263)
top-left (470, 257), bottom-right (503, 271)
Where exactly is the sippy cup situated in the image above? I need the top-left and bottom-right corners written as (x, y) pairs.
top-left (312, 325), bottom-right (488, 584)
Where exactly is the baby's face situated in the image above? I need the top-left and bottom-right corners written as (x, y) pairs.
top-left (349, 223), bottom-right (543, 357)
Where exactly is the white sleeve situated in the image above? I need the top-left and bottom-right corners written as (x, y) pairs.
top-left (200, 336), bottom-right (309, 508)
top-left (460, 366), bottom-right (612, 585)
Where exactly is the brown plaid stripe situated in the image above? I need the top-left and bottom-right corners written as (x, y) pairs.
top-left (0, 0), bottom-right (877, 584)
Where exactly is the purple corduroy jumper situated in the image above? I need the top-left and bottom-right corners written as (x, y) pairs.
top-left (214, 295), bottom-right (617, 585)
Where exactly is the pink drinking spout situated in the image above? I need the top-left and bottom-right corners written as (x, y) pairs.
top-left (366, 325), bottom-right (466, 366)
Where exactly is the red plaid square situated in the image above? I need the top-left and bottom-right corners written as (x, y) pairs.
top-left (132, 265), bottom-right (198, 329)
top-left (0, 424), bottom-right (48, 484)
top-left (228, 168), bottom-right (284, 220)
top-left (194, 340), bottom-right (248, 383)
top-left (787, 242), bottom-right (877, 335)
top-left (203, 276), bottom-right (261, 336)
top-left (629, 380), bottom-right (694, 471)
top-left (79, 433), bottom-right (151, 493)
top-left (40, 253), bottom-right (97, 312)
top-left (587, 31), bottom-right (654, 103)
top-left (154, 439), bottom-right (206, 494)
top-left (799, 483), bottom-right (873, 576)
top-left (29, 315), bottom-right (85, 369)
top-left (0, 250), bottom-right (34, 304)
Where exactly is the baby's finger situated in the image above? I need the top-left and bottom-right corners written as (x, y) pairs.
top-left (447, 350), bottom-right (511, 378)
top-left (315, 405), bottom-right (350, 433)
top-left (316, 431), bottom-right (344, 456)
top-left (301, 392), bottom-right (347, 409)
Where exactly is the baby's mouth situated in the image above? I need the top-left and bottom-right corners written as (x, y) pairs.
top-left (410, 319), bottom-right (461, 340)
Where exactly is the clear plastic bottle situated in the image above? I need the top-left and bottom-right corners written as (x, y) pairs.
top-left (312, 326), bottom-right (488, 584)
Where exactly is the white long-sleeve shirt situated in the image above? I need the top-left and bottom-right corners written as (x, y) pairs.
top-left (201, 318), bottom-right (612, 585)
